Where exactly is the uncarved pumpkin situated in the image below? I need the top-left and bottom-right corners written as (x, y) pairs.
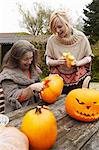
top-left (40, 74), bottom-right (64, 103)
top-left (65, 88), bottom-right (99, 122)
top-left (0, 126), bottom-right (29, 150)
top-left (21, 105), bottom-right (57, 150)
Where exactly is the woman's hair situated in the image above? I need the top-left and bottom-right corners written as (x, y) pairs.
top-left (1, 40), bottom-right (39, 71)
top-left (50, 10), bottom-right (71, 34)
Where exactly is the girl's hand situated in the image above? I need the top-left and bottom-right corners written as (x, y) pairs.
top-left (30, 82), bottom-right (44, 92)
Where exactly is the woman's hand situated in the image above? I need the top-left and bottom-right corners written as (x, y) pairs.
top-left (46, 56), bottom-right (65, 66)
top-left (54, 58), bottom-right (66, 65)
top-left (30, 82), bottom-right (44, 92)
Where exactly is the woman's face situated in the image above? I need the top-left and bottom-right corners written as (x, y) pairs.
top-left (20, 51), bottom-right (33, 70)
top-left (55, 18), bottom-right (69, 38)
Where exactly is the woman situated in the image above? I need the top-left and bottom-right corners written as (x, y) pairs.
top-left (0, 40), bottom-right (44, 113)
top-left (45, 10), bottom-right (93, 94)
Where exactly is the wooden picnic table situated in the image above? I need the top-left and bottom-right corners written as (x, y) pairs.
top-left (6, 94), bottom-right (99, 150)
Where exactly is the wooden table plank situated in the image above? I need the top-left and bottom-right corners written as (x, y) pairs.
top-left (51, 119), bottom-right (99, 150)
top-left (81, 129), bottom-right (99, 150)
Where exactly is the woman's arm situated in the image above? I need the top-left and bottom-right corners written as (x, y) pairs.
top-left (19, 82), bottom-right (44, 102)
top-left (2, 80), bottom-right (44, 103)
top-left (2, 80), bottom-right (32, 103)
top-left (75, 56), bottom-right (92, 67)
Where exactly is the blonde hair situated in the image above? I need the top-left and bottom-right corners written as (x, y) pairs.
top-left (50, 10), bottom-right (71, 34)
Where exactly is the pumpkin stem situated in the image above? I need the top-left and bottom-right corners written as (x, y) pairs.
top-left (35, 105), bottom-right (49, 114)
top-left (35, 106), bottom-right (42, 114)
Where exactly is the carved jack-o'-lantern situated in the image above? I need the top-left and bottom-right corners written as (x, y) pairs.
top-left (65, 88), bottom-right (99, 122)
top-left (40, 74), bottom-right (64, 103)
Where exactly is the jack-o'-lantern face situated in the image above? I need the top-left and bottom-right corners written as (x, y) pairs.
top-left (65, 88), bottom-right (99, 122)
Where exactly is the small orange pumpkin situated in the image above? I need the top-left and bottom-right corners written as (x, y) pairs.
top-left (65, 88), bottom-right (99, 122)
top-left (62, 52), bottom-right (75, 68)
top-left (40, 74), bottom-right (64, 103)
top-left (21, 105), bottom-right (57, 150)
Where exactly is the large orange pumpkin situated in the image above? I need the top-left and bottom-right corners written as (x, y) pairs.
top-left (65, 88), bottom-right (99, 122)
top-left (40, 74), bottom-right (64, 103)
top-left (21, 105), bottom-right (57, 150)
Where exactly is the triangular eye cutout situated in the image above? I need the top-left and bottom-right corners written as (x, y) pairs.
top-left (76, 98), bottom-right (85, 104)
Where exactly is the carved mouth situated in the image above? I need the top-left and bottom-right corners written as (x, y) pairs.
top-left (76, 110), bottom-right (99, 118)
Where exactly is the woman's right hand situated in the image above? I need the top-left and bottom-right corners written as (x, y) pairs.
top-left (51, 58), bottom-right (66, 66)
top-left (29, 82), bottom-right (44, 92)
top-left (58, 57), bottom-right (66, 65)
top-left (46, 56), bottom-right (65, 66)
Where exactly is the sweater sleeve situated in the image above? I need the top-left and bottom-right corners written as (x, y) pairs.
top-left (2, 80), bottom-right (23, 109)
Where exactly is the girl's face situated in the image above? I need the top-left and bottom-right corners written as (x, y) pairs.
top-left (20, 51), bottom-right (33, 70)
top-left (55, 18), bottom-right (69, 38)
